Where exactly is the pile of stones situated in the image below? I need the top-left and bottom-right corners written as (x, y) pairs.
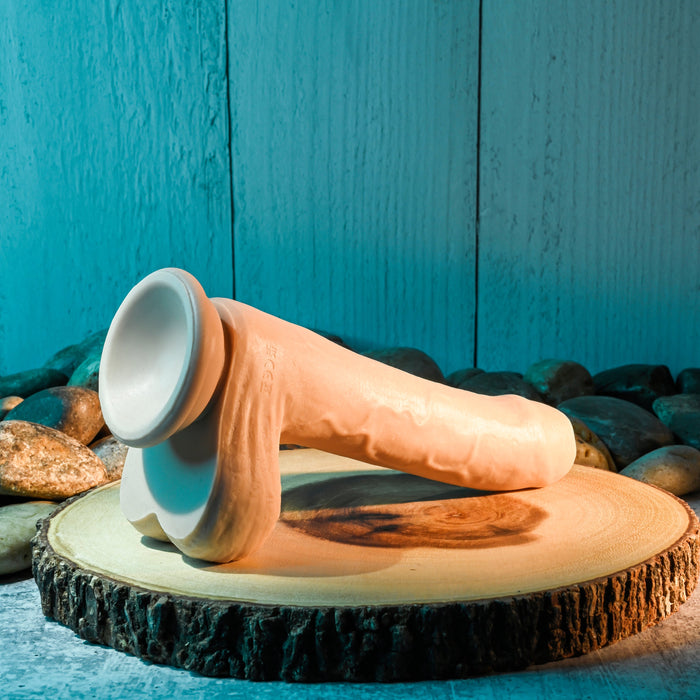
top-left (2, 330), bottom-right (700, 576)
top-left (0, 330), bottom-right (126, 575)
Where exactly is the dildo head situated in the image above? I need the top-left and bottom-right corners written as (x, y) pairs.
top-left (99, 268), bottom-right (226, 448)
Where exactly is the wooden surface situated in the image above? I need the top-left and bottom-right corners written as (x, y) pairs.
top-left (228, 0), bottom-right (478, 370)
top-left (477, 0), bottom-right (700, 374)
top-left (33, 450), bottom-right (699, 681)
top-left (2, 1), bottom-right (700, 378)
top-left (0, 0), bottom-right (233, 372)
top-left (3, 498), bottom-right (700, 697)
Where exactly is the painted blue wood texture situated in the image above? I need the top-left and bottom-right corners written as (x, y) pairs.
top-left (228, 0), bottom-right (479, 375)
top-left (0, 1), bottom-right (233, 374)
top-left (478, 0), bottom-right (700, 375)
top-left (2, 1), bottom-right (699, 380)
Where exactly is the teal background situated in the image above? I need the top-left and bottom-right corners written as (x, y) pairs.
top-left (1, 1), bottom-right (699, 377)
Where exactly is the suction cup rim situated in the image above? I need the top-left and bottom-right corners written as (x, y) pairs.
top-left (99, 268), bottom-right (225, 447)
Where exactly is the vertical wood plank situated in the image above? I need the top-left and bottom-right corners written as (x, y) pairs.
top-left (478, 0), bottom-right (700, 375)
top-left (0, 0), bottom-right (232, 374)
top-left (228, 0), bottom-right (479, 374)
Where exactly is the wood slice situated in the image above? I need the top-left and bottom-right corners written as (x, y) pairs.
top-left (33, 449), bottom-right (699, 681)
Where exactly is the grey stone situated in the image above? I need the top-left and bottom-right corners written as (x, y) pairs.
top-left (445, 368), bottom-right (484, 388)
top-left (523, 359), bottom-right (594, 405)
top-left (620, 445), bottom-right (700, 496)
top-left (5, 386), bottom-right (104, 445)
top-left (0, 420), bottom-right (108, 500)
top-left (363, 347), bottom-right (444, 383)
top-left (652, 394), bottom-right (700, 449)
top-left (559, 395), bottom-right (675, 469)
top-left (592, 364), bottom-right (676, 411)
top-left (0, 500), bottom-right (58, 575)
top-left (458, 371), bottom-right (542, 401)
top-left (67, 353), bottom-right (101, 392)
top-left (43, 328), bottom-right (108, 377)
top-left (90, 435), bottom-right (128, 481)
top-left (0, 368), bottom-right (68, 399)
top-left (652, 394), bottom-right (700, 425)
top-left (311, 329), bottom-right (352, 350)
top-left (676, 368), bottom-right (700, 394)
top-left (663, 413), bottom-right (700, 450)
top-left (0, 396), bottom-right (23, 420)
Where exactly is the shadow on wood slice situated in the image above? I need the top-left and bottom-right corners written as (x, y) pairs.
top-left (32, 449), bottom-right (699, 681)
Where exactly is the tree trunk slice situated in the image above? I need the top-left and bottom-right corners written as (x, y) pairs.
top-left (33, 449), bottom-right (699, 681)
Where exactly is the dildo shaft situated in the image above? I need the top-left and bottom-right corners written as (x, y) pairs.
top-left (101, 269), bottom-right (576, 563)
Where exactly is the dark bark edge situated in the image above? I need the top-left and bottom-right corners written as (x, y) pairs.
top-left (31, 489), bottom-right (700, 682)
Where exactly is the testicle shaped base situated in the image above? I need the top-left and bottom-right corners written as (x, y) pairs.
top-left (120, 409), bottom-right (219, 543)
top-left (120, 298), bottom-right (283, 563)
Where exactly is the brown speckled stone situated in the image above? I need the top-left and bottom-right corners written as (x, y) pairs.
top-left (0, 396), bottom-right (23, 420)
top-left (4, 386), bottom-right (104, 445)
top-left (620, 445), bottom-right (700, 496)
top-left (90, 435), bottom-right (128, 481)
top-left (569, 416), bottom-right (616, 472)
top-left (559, 395), bottom-right (675, 469)
top-left (0, 421), bottom-right (107, 500)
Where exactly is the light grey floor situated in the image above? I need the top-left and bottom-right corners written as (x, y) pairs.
top-left (3, 494), bottom-right (700, 700)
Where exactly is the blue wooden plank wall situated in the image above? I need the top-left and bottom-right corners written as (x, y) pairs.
top-left (0, 1), bottom-right (233, 373)
top-left (228, 0), bottom-right (478, 373)
top-left (478, 0), bottom-right (700, 375)
top-left (1, 1), bottom-right (699, 379)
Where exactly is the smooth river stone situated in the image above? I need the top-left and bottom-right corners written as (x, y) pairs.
top-left (0, 396), bottom-right (23, 420)
top-left (4, 386), bottom-right (104, 445)
top-left (457, 371), bottom-right (542, 401)
top-left (90, 435), bottom-right (128, 481)
top-left (676, 368), bottom-right (700, 394)
top-left (67, 352), bottom-right (101, 392)
top-left (310, 329), bottom-right (352, 350)
top-left (43, 328), bottom-right (108, 377)
top-left (0, 500), bottom-right (58, 575)
top-left (523, 359), bottom-right (594, 405)
top-left (0, 420), bottom-right (108, 499)
top-left (652, 394), bottom-right (700, 449)
top-left (669, 413), bottom-right (700, 449)
top-left (592, 364), bottom-right (676, 411)
top-left (363, 347), bottom-right (445, 383)
top-left (0, 368), bottom-right (68, 399)
top-left (663, 413), bottom-right (700, 450)
top-left (620, 445), bottom-right (700, 496)
top-left (568, 416), bottom-right (616, 472)
top-left (445, 368), bottom-right (484, 388)
top-left (652, 394), bottom-right (700, 425)
top-left (558, 396), bottom-right (675, 469)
